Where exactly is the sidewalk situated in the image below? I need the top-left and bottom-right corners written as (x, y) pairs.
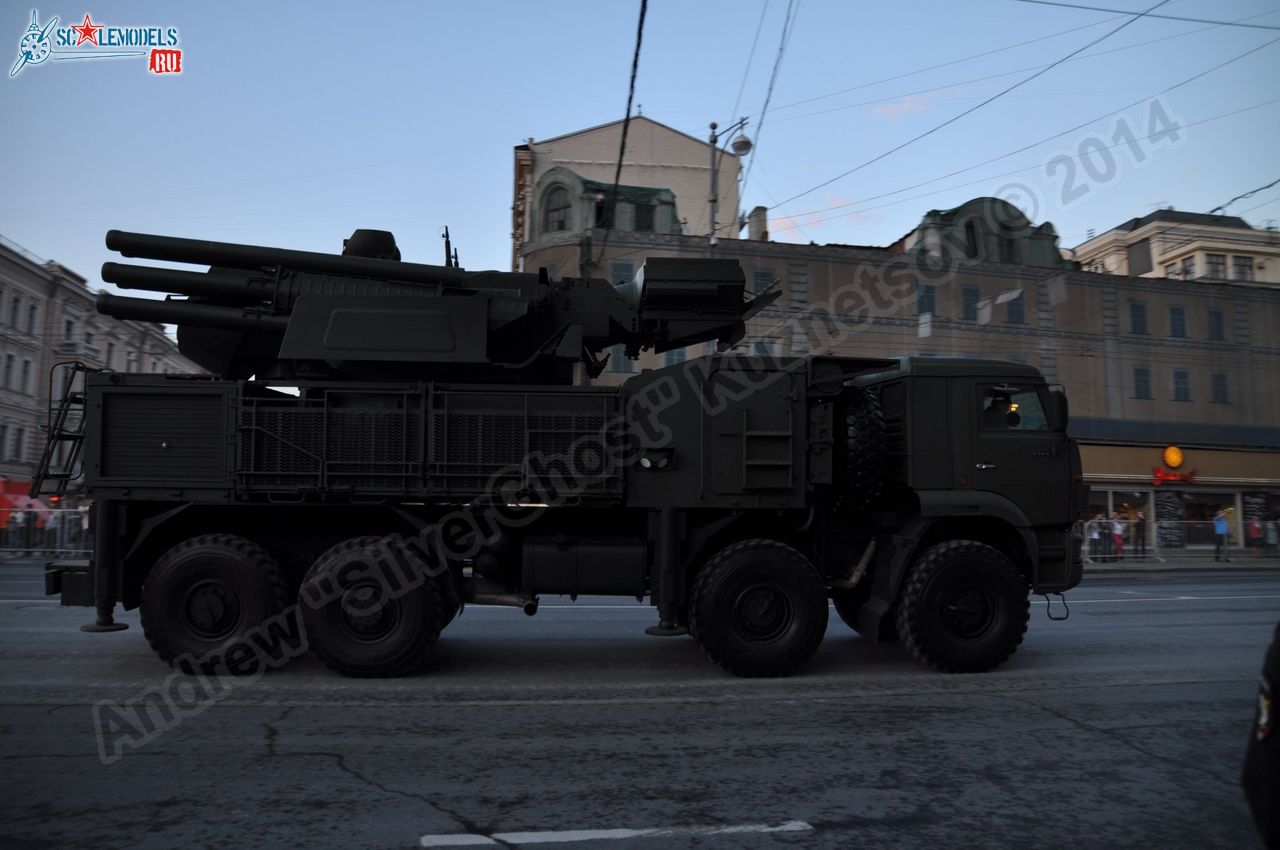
top-left (1085, 554), bottom-right (1280, 573)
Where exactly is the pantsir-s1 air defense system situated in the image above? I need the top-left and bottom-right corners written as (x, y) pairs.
top-left (36, 228), bottom-right (1086, 677)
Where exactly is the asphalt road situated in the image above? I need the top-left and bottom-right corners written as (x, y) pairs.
top-left (1, 562), bottom-right (1277, 849)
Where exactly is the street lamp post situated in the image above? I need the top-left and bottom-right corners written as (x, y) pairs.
top-left (708, 118), bottom-right (752, 249)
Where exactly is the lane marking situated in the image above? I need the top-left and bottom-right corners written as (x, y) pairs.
top-left (1033, 594), bottom-right (1280, 604)
top-left (420, 821), bottom-right (813, 847)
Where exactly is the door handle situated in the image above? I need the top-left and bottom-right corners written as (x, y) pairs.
top-left (975, 463), bottom-right (996, 470)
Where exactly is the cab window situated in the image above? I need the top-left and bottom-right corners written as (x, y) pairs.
top-left (979, 384), bottom-right (1049, 430)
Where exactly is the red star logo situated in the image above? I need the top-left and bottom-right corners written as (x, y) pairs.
top-left (71, 14), bottom-right (103, 47)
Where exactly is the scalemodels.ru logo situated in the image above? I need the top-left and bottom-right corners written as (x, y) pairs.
top-left (10, 9), bottom-right (182, 78)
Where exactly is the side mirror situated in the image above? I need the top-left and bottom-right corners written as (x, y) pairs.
top-left (1050, 389), bottom-right (1069, 430)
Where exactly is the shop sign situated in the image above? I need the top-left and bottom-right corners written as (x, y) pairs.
top-left (1153, 467), bottom-right (1197, 486)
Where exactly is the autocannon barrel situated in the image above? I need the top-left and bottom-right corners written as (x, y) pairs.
top-left (96, 292), bottom-right (289, 333)
top-left (101, 262), bottom-right (271, 305)
top-left (106, 230), bottom-right (468, 287)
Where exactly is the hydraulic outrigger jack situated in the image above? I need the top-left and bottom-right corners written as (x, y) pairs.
top-left (81, 500), bottom-right (126, 632)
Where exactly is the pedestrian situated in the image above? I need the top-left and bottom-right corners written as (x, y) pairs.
top-left (44, 509), bottom-right (60, 555)
top-left (1134, 510), bottom-right (1148, 558)
top-left (1249, 518), bottom-right (1265, 559)
top-left (77, 501), bottom-right (91, 554)
top-left (1268, 517), bottom-right (1279, 560)
top-left (1087, 515), bottom-right (1101, 562)
top-left (9, 509), bottom-right (25, 552)
top-left (1112, 512), bottom-right (1125, 562)
top-left (1214, 508), bottom-right (1231, 562)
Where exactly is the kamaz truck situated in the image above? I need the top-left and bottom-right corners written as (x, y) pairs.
top-left (34, 228), bottom-right (1087, 678)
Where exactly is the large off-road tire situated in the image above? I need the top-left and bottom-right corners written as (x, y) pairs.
top-left (831, 581), bottom-right (899, 642)
top-left (895, 540), bottom-right (1029, 673)
top-left (300, 536), bottom-right (443, 678)
top-left (844, 388), bottom-right (886, 513)
top-left (140, 534), bottom-right (288, 674)
top-left (690, 539), bottom-right (829, 678)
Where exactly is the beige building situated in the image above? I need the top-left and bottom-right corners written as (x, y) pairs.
top-left (516, 155), bottom-right (1280, 553)
top-left (512, 116), bottom-right (744, 273)
top-left (0, 235), bottom-right (201, 496)
top-left (1070, 208), bottom-right (1280, 284)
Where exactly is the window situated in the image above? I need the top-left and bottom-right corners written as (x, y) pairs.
top-left (752, 340), bottom-right (779, 357)
top-left (1169, 306), bottom-right (1187, 338)
top-left (1181, 256), bottom-right (1195, 280)
top-left (916, 283), bottom-right (935, 316)
top-left (1164, 263), bottom-right (1178, 278)
top-left (1205, 254), bottom-right (1226, 279)
top-left (151, 360), bottom-right (160, 373)
top-left (594, 197), bottom-right (614, 229)
top-left (2, 354), bottom-right (12, 390)
top-left (961, 285), bottom-right (980, 321)
top-left (1005, 291), bottom-right (1025, 324)
top-left (1208, 309), bottom-right (1225, 341)
top-left (20, 360), bottom-right (31, 394)
top-left (9, 297), bottom-right (19, 328)
top-left (1233, 255), bottom-right (1254, 281)
top-left (1129, 302), bottom-right (1147, 335)
top-left (1211, 372), bottom-right (1229, 404)
top-left (664, 348), bottom-right (687, 367)
top-left (610, 261), bottom-right (634, 283)
top-left (633, 203), bottom-right (654, 232)
top-left (1172, 369), bottom-right (1190, 402)
top-left (12, 427), bottom-right (24, 463)
top-left (542, 187), bottom-right (570, 234)
top-left (979, 385), bottom-right (1049, 431)
top-left (0, 425), bottom-right (6, 463)
top-left (106, 341), bottom-right (115, 369)
top-left (1133, 367), bottom-right (1152, 399)
top-left (753, 269), bottom-right (774, 291)
top-left (63, 319), bottom-right (74, 341)
top-left (963, 220), bottom-right (981, 259)
top-left (608, 344), bottom-right (633, 374)
top-left (26, 305), bottom-right (36, 335)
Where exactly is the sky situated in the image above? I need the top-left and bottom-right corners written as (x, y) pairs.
top-left (1, 0), bottom-right (1278, 282)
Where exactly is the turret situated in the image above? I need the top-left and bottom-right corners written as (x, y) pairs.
top-left (97, 229), bottom-right (779, 383)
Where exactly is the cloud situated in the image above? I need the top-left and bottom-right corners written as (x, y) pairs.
top-left (871, 94), bottom-right (936, 119)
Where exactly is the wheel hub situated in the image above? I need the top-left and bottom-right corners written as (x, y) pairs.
top-left (182, 580), bottom-right (242, 640)
top-left (941, 585), bottom-right (996, 639)
top-left (339, 584), bottom-right (400, 642)
top-left (731, 583), bottom-right (793, 642)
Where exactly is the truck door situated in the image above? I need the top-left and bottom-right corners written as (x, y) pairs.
top-left (956, 380), bottom-right (1072, 528)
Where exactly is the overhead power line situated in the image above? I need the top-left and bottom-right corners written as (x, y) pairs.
top-left (730, 0), bottom-right (771, 121)
top-left (594, 0), bottom-right (648, 271)
top-left (742, 0), bottom-right (800, 199)
top-left (769, 0), bottom-right (1173, 215)
top-left (770, 34), bottom-right (1280, 225)
top-left (1010, 0), bottom-right (1280, 31)
top-left (1208, 178), bottom-right (1280, 215)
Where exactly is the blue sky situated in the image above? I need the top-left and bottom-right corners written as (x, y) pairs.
top-left (2, 0), bottom-right (1277, 280)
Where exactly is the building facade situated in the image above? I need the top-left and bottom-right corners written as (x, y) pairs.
top-left (1070, 208), bottom-right (1280, 284)
top-left (512, 117), bottom-right (744, 273)
top-left (514, 140), bottom-right (1280, 555)
top-left (0, 235), bottom-right (202, 495)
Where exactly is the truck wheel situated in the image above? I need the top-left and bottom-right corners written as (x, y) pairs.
top-left (831, 583), bottom-right (898, 642)
top-left (300, 536), bottom-right (443, 678)
top-left (844, 388), bottom-right (886, 512)
top-left (895, 540), bottom-right (1029, 673)
top-left (690, 540), bottom-right (828, 677)
top-left (140, 534), bottom-right (287, 674)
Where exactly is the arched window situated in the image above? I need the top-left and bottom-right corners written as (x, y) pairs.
top-left (543, 187), bottom-right (571, 234)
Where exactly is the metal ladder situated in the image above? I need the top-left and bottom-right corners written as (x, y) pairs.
top-left (29, 362), bottom-right (93, 499)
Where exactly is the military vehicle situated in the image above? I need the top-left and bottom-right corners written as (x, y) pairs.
top-left (34, 228), bottom-right (1087, 678)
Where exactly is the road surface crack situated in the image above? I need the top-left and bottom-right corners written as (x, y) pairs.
top-left (993, 693), bottom-right (1240, 791)
top-left (281, 750), bottom-right (507, 846)
top-left (261, 705), bottom-right (295, 758)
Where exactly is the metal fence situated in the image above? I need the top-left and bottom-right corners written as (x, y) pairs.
top-left (0, 508), bottom-right (93, 559)
top-left (1083, 518), bottom-right (1279, 562)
